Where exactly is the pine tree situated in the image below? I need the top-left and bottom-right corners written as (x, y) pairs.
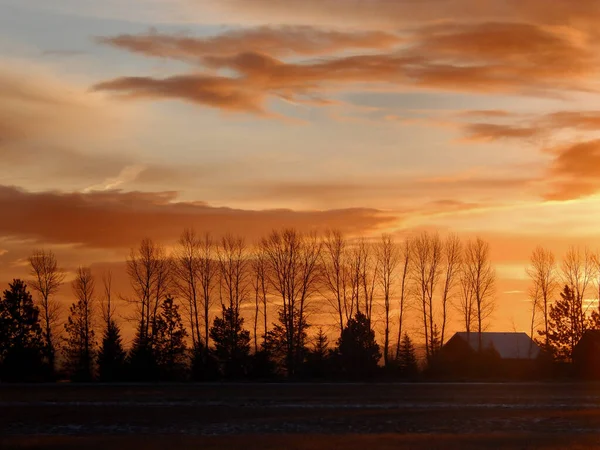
top-left (0, 280), bottom-right (45, 381)
top-left (305, 327), bottom-right (330, 379)
top-left (538, 285), bottom-right (587, 361)
top-left (398, 333), bottom-right (418, 377)
top-left (337, 312), bottom-right (381, 379)
top-left (127, 327), bottom-right (157, 381)
top-left (210, 305), bottom-right (251, 378)
top-left (154, 296), bottom-right (188, 380)
top-left (97, 320), bottom-right (127, 382)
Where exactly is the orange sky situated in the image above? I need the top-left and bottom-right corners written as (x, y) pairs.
top-left (2, 0), bottom-right (600, 343)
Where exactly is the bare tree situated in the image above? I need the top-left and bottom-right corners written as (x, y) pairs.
top-left (463, 237), bottom-right (496, 350)
top-left (359, 238), bottom-right (379, 325)
top-left (411, 232), bottom-right (443, 361)
top-left (126, 238), bottom-right (171, 347)
top-left (261, 229), bottom-right (322, 376)
top-left (64, 266), bottom-right (96, 380)
top-left (348, 239), bottom-right (365, 317)
top-left (440, 234), bottom-right (462, 346)
top-left (29, 249), bottom-right (66, 374)
top-left (457, 263), bottom-right (475, 338)
top-left (561, 246), bottom-right (593, 334)
top-left (395, 238), bottom-right (412, 361)
top-left (100, 270), bottom-right (114, 327)
top-left (377, 234), bottom-right (399, 366)
top-left (198, 233), bottom-right (217, 352)
top-left (217, 234), bottom-right (250, 315)
top-left (252, 245), bottom-right (269, 352)
top-left (321, 230), bottom-right (352, 335)
top-left (526, 246), bottom-right (557, 351)
top-left (172, 229), bottom-right (203, 348)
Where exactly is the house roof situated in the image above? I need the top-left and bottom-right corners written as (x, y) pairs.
top-left (450, 332), bottom-right (541, 360)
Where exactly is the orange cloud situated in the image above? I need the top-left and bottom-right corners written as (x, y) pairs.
top-left (96, 19), bottom-right (597, 115)
top-left (99, 26), bottom-right (402, 60)
top-left (544, 140), bottom-right (600, 200)
top-left (461, 123), bottom-right (541, 142)
top-left (0, 186), bottom-right (395, 249)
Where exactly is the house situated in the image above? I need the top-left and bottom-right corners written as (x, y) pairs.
top-left (573, 330), bottom-right (600, 379)
top-left (430, 332), bottom-right (543, 380)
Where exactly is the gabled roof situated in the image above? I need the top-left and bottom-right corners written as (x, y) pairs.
top-left (450, 332), bottom-right (540, 360)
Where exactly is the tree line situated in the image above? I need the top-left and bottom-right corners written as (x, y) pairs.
top-left (0, 227), bottom-right (513, 382)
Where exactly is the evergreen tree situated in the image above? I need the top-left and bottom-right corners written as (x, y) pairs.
top-left (127, 328), bottom-right (157, 381)
top-left (538, 285), bottom-right (587, 361)
top-left (97, 320), bottom-right (127, 382)
top-left (397, 333), bottom-right (418, 377)
top-left (63, 268), bottom-right (96, 381)
top-left (190, 342), bottom-right (219, 381)
top-left (210, 305), bottom-right (251, 378)
top-left (0, 280), bottom-right (45, 381)
top-left (263, 310), bottom-right (310, 377)
top-left (154, 296), bottom-right (188, 380)
top-left (304, 327), bottom-right (330, 379)
top-left (337, 312), bottom-right (381, 379)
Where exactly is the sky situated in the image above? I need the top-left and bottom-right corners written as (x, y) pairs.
top-left (2, 0), bottom-right (600, 341)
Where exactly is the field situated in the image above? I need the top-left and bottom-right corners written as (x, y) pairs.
top-left (2, 383), bottom-right (600, 449)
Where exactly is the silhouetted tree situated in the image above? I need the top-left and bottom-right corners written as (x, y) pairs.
top-left (263, 310), bottom-right (310, 376)
top-left (440, 234), bottom-right (462, 347)
top-left (63, 267), bottom-right (96, 381)
top-left (97, 320), bottom-right (126, 382)
top-left (154, 296), bottom-right (188, 380)
top-left (304, 327), bottom-right (330, 379)
top-left (29, 249), bottom-right (65, 377)
top-left (0, 280), bottom-right (45, 382)
top-left (395, 238), bottom-right (412, 361)
top-left (377, 234), bottom-right (399, 367)
top-left (463, 237), bottom-right (496, 351)
top-left (322, 230), bottom-right (353, 337)
top-left (126, 238), bottom-right (171, 350)
top-left (210, 305), bottom-right (251, 378)
top-left (337, 312), bottom-right (381, 379)
top-left (190, 342), bottom-right (219, 381)
top-left (539, 285), bottom-right (588, 361)
top-left (261, 229), bottom-right (321, 377)
top-left (127, 330), bottom-right (157, 381)
top-left (412, 232), bottom-right (442, 362)
top-left (97, 270), bottom-right (126, 382)
top-left (527, 247), bottom-right (558, 353)
top-left (398, 333), bottom-right (418, 377)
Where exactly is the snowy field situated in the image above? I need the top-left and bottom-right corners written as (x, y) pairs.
top-left (2, 383), bottom-right (600, 449)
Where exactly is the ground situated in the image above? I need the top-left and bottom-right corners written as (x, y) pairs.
top-left (2, 383), bottom-right (600, 449)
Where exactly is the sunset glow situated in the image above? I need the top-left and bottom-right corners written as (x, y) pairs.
top-left (4, 0), bottom-right (600, 340)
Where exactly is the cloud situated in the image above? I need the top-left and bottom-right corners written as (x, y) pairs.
top-left (99, 26), bottom-right (402, 60)
top-left (93, 74), bottom-right (269, 115)
top-left (0, 186), bottom-right (396, 249)
top-left (544, 140), bottom-right (600, 200)
top-left (461, 123), bottom-right (541, 142)
top-left (96, 18), bottom-right (598, 116)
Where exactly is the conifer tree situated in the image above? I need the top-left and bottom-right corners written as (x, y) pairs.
top-left (337, 312), bottom-right (381, 379)
top-left (210, 305), bottom-right (251, 378)
top-left (97, 320), bottom-right (127, 382)
top-left (0, 280), bottom-right (45, 381)
top-left (539, 285), bottom-right (587, 361)
top-left (398, 333), bottom-right (418, 377)
top-left (154, 296), bottom-right (188, 380)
